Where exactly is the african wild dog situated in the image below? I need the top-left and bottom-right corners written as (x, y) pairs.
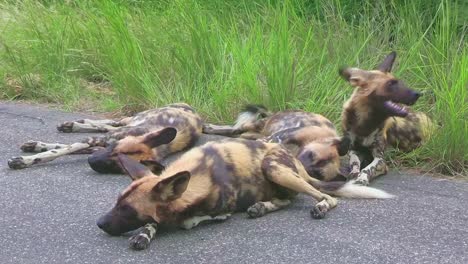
top-left (97, 138), bottom-right (393, 250)
top-left (7, 103), bottom-right (203, 174)
top-left (203, 106), bottom-right (350, 182)
top-left (340, 51), bottom-right (433, 185)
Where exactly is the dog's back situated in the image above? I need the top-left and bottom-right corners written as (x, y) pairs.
top-left (383, 111), bottom-right (433, 152)
top-left (218, 107), bottom-right (348, 181)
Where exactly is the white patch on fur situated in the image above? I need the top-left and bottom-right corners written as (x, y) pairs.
top-left (168, 117), bottom-right (175, 124)
top-left (315, 199), bottom-right (330, 210)
top-left (136, 233), bottom-right (150, 242)
top-left (355, 172), bottom-right (370, 185)
top-left (146, 224), bottom-right (157, 237)
top-left (362, 130), bottom-right (379, 147)
top-left (233, 112), bottom-right (257, 129)
top-left (181, 214), bottom-right (231, 230)
top-left (129, 119), bottom-right (145, 127)
top-left (335, 181), bottom-right (395, 199)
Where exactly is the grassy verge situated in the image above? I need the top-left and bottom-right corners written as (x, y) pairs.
top-left (0, 0), bottom-right (466, 174)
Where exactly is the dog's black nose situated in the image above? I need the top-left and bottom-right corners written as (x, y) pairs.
top-left (414, 92), bottom-right (421, 98)
top-left (96, 217), bottom-right (107, 230)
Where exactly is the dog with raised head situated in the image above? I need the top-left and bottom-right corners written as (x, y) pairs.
top-left (7, 103), bottom-right (203, 174)
top-left (203, 107), bottom-right (350, 182)
top-left (97, 137), bottom-right (393, 250)
top-left (340, 51), bottom-right (433, 185)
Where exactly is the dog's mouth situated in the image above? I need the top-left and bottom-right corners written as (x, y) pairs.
top-left (383, 100), bottom-right (408, 117)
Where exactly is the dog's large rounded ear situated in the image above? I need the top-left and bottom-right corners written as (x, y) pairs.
top-left (151, 171), bottom-right (191, 201)
top-left (142, 127), bottom-right (177, 148)
top-left (331, 137), bottom-right (351, 156)
top-left (376, 51), bottom-right (397, 72)
top-left (339, 67), bottom-right (367, 87)
top-left (140, 159), bottom-right (165, 175)
top-left (118, 154), bottom-right (153, 181)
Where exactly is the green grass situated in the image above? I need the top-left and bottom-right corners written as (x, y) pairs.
top-left (0, 0), bottom-right (466, 175)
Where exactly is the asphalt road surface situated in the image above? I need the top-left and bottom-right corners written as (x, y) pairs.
top-left (0, 102), bottom-right (467, 264)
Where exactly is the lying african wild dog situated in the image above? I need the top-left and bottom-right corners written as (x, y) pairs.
top-left (340, 51), bottom-right (433, 185)
top-left (7, 103), bottom-right (203, 174)
top-left (97, 138), bottom-right (393, 250)
top-left (203, 106), bottom-right (350, 182)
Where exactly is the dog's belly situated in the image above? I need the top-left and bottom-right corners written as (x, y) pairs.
top-left (210, 170), bottom-right (275, 213)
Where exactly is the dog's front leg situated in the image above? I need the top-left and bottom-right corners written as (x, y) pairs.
top-left (8, 136), bottom-right (107, 169)
top-left (348, 150), bottom-right (361, 179)
top-left (354, 136), bottom-right (388, 185)
top-left (20, 140), bottom-right (103, 154)
top-left (8, 142), bottom-right (91, 169)
top-left (129, 222), bottom-right (158, 250)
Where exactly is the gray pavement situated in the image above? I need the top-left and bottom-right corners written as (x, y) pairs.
top-left (0, 101), bottom-right (467, 264)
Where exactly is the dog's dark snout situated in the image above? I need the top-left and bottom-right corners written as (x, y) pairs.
top-left (96, 216), bottom-right (108, 230)
top-left (414, 91), bottom-right (421, 99)
top-left (88, 150), bottom-right (123, 174)
top-left (96, 215), bottom-right (121, 236)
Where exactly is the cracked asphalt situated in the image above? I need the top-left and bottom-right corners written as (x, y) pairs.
top-left (0, 101), bottom-right (467, 264)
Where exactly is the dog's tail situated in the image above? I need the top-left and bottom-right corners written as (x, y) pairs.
top-left (308, 179), bottom-right (394, 199)
top-left (233, 104), bottom-right (270, 129)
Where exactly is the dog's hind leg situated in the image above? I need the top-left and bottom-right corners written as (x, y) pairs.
top-left (261, 146), bottom-right (338, 219)
top-left (203, 117), bottom-right (265, 137)
top-left (247, 198), bottom-right (291, 218)
top-left (202, 123), bottom-right (244, 136)
top-left (57, 118), bottom-right (125, 133)
top-left (128, 223), bottom-right (158, 250)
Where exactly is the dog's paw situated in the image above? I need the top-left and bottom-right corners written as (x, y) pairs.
top-left (353, 174), bottom-right (369, 186)
top-left (129, 234), bottom-right (151, 250)
top-left (310, 204), bottom-right (328, 219)
top-left (57, 122), bottom-right (74, 133)
top-left (310, 199), bottom-right (330, 219)
top-left (8, 157), bottom-right (27, 170)
top-left (348, 171), bottom-right (360, 180)
top-left (202, 124), bottom-right (216, 134)
top-left (247, 203), bottom-right (266, 218)
top-left (20, 141), bottom-right (41, 153)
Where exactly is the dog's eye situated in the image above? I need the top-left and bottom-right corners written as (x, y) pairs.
top-left (315, 159), bottom-right (329, 167)
top-left (122, 150), bottom-right (143, 155)
top-left (386, 79), bottom-right (398, 92)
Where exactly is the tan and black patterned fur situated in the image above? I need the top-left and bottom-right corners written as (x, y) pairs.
top-left (203, 107), bottom-right (350, 182)
top-left (340, 52), bottom-right (433, 185)
top-left (97, 138), bottom-right (393, 250)
top-left (8, 103), bottom-right (203, 173)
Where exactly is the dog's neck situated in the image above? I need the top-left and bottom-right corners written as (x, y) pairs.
top-left (342, 99), bottom-right (391, 138)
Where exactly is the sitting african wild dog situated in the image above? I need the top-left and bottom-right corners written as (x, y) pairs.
top-left (97, 137), bottom-right (393, 250)
top-left (340, 51), bottom-right (433, 186)
top-left (7, 103), bottom-right (203, 174)
top-left (203, 106), bottom-right (350, 182)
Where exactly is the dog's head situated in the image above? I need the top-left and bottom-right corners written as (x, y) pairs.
top-left (97, 154), bottom-right (190, 236)
top-left (88, 127), bottom-right (177, 174)
top-left (340, 52), bottom-right (420, 117)
top-left (296, 137), bottom-right (350, 181)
